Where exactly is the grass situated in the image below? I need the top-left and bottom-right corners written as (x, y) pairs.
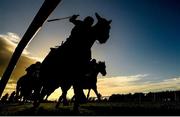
top-left (0, 101), bottom-right (180, 115)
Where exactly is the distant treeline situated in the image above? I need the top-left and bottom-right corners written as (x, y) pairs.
top-left (1, 90), bottom-right (180, 104)
top-left (108, 90), bottom-right (180, 103)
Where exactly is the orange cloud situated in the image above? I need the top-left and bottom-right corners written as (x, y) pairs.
top-left (97, 75), bottom-right (180, 96)
top-left (0, 32), bottom-right (38, 95)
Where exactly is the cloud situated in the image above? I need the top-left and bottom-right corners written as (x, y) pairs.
top-left (98, 74), bottom-right (148, 88)
top-left (0, 32), bottom-right (38, 82)
top-left (0, 32), bottom-right (32, 55)
top-left (139, 77), bottom-right (180, 92)
top-left (97, 75), bottom-right (180, 96)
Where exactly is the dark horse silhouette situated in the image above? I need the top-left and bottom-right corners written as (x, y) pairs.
top-left (33, 13), bottom-right (111, 111)
top-left (16, 74), bottom-right (39, 102)
top-left (55, 60), bottom-right (107, 108)
top-left (16, 75), bottom-right (33, 102)
top-left (81, 61), bottom-right (107, 101)
top-left (16, 63), bottom-right (41, 102)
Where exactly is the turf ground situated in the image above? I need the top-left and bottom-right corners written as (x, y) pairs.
top-left (0, 102), bottom-right (180, 115)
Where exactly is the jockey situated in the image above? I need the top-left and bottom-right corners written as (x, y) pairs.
top-left (26, 62), bottom-right (41, 78)
top-left (65, 15), bottom-right (95, 105)
top-left (65, 14), bottom-right (94, 52)
top-left (69, 15), bottom-right (94, 39)
top-left (85, 59), bottom-right (97, 77)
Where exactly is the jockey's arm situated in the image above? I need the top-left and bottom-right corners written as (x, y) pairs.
top-left (69, 15), bottom-right (82, 25)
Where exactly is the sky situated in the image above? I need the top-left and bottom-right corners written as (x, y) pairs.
top-left (0, 0), bottom-right (180, 100)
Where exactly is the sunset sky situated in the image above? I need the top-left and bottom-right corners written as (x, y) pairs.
top-left (0, 0), bottom-right (180, 100)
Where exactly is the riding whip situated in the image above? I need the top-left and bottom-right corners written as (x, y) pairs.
top-left (47, 16), bottom-right (72, 22)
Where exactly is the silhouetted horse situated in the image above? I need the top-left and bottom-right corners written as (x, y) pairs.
top-left (55, 61), bottom-right (106, 108)
top-left (33, 13), bottom-right (111, 111)
top-left (84, 61), bottom-right (106, 100)
top-left (8, 91), bottom-right (16, 103)
top-left (16, 62), bottom-right (41, 102)
top-left (0, 93), bottom-right (9, 104)
top-left (16, 75), bottom-right (32, 102)
top-left (16, 72), bottom-right (40, 102)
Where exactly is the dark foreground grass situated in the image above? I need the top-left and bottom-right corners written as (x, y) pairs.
top-left (0, 102), bottom-right (180, 116)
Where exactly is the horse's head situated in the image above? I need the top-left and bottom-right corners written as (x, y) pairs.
top-left (94, 13), bottom-right (112, 44)
top-left (97, 61), bottom-right (107, 76)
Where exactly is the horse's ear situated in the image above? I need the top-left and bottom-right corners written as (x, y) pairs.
top-left (108, 20), bottom-right (112, 24)
top-left (95, 12), bottom-right (101, 20)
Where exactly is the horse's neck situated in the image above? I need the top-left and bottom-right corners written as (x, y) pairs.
top-left (88, 38), bottom-right (96, 48)
top-left (91, 68), bottom-right (99, 78)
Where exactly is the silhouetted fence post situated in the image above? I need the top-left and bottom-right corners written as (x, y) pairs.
top-left (0, 0), bottom-right (61, 98)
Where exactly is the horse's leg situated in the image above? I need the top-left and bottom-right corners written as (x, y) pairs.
top-left (44, 95), bottom-right (48, 101)
top-left (44, 91), bottom-right (52, 101)
top-left (87, 89), bottom-right (91, 100)
top-left (72, 85), bottom-right (80, 112)
top-left (62, 91), bottom-right (68, 106)
top-left (15, 85), bottom-right (20, 99)
top-left (56, 90), bottom-right (68, 108)
top-left (56, 94), bottom-right (63, 108)
top-left (22, 96), bottom-right (25, 103)
top-left (93, 87), bottom-right (101, 101)
top-left (72, 84), bottom-right (86, 112)
top-left (16, 84), bottom-right (22, 102)
top-left (56, 85), bottom-right (66, 108)
top-left (60, 84), bottom-right (71, 107)
top-left (41, 87), bottom-right (51, 101)
top-left (71, 95), bottom-right (75, 103)
top-left (33, 86), bottom-right (44, 108)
